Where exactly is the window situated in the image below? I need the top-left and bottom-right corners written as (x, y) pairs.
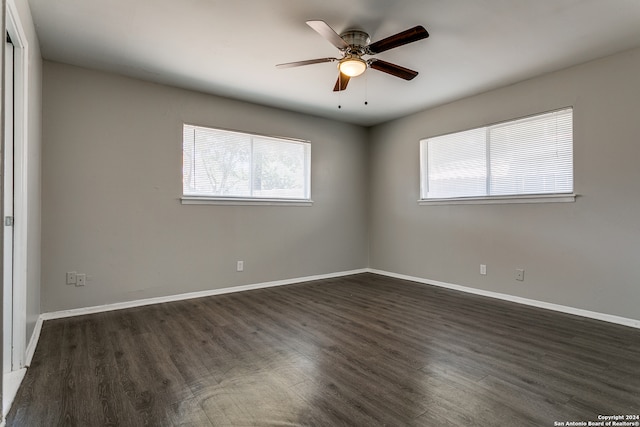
top-left (182, 124), bottom-right (311, 203)
top-left (420, 108), bottom-right (573, 202)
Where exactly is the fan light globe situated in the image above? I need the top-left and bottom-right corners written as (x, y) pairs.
top-left (338, 57), bottom-right (367, 77)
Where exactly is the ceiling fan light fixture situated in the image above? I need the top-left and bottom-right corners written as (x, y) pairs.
top-left (338, 56), bottom-right (367, 77)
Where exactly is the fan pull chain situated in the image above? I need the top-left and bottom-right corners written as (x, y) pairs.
top-left (364, 72), bottom-right (368, 106)
top-left (338, 72), bottom-right (342, 109)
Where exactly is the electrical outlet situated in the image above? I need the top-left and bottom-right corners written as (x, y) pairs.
top-left (237, 261), bottom-right (244, 272)
top-left (66, 271), bottom-right (77, 285)
top-left (76, 273), bottom-right (86, 287)
top-left (480, 264), bottom-right (487, 275)
top-left (516, 269), bottom-right (525, 281)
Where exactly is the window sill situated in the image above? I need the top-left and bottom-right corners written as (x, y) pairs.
top-left (181, 196), bottom-right (314, 206)
top-left (418, 193), bottom-right (577, 206)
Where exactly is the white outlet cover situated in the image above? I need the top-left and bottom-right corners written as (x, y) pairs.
top-left (76, 273), bottom-right (86, 286)
top-left (66, 271), bottom-right (77, 285)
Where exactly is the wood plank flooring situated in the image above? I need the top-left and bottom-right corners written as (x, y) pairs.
top-left (7, 273), bottom-right (640, 426)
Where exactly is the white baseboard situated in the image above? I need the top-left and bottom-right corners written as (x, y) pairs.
top-left (369, 269), bottom-right (640, 329)
top-left (3, 367), bottom-right (26, 420)
top-left (25, 317), bottom-right (43, 367)
top-left (41, 268), bottom-right (369, 321)
top-left (32, 266), bottom-right (639, 372)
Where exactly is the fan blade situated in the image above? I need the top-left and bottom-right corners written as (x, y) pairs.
top-left (276, 57), bottom-right (337, 68)
top-left (368, 25), bottom-right (429, 54)
top-left (306, 20), bottom-right (349, 50)
top-left (333, 73), bottom-right (351, 91)
top-left (369, 59), bottom-right (418, 80)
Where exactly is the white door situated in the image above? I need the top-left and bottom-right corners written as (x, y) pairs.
top-left (3, 37), bottom-right (15, 374)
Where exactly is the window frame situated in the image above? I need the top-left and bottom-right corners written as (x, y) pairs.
top-left (181, 124), bottom-right (313, 206)
top-left (419, 107), bottom-right (576, 205)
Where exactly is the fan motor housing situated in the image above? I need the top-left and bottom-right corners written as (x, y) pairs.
top-left (340, 30), bottom-right (370, 49)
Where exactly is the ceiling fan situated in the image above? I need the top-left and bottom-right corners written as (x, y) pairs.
top-left (277, 20), bottom-right (429, 92)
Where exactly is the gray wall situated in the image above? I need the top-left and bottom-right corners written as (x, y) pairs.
top-left (42, 47), bottom-right (640, 322)
top-left (369, 47), bottom-right (640, 321)
top-left (41, 61), bottom-right (369, 312)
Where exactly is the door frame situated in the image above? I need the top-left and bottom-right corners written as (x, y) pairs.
top-left (4, 0), bottom-right (28, 372)
top-left (3, 36), bottom-right (13, 375)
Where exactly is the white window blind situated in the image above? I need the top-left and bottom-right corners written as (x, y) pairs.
top-left (183, 124), bottom-right (311, 200)
top-left (422, 127), bottom-right (487, 199)
top-left (420, 108), bottom-right (573, 200)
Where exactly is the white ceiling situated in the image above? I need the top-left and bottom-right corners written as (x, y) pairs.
top-left (28, 0), bottom-right (640, 126)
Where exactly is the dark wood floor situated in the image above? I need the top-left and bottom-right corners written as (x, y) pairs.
top-left (7, 273), bottom-right (640, 426)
